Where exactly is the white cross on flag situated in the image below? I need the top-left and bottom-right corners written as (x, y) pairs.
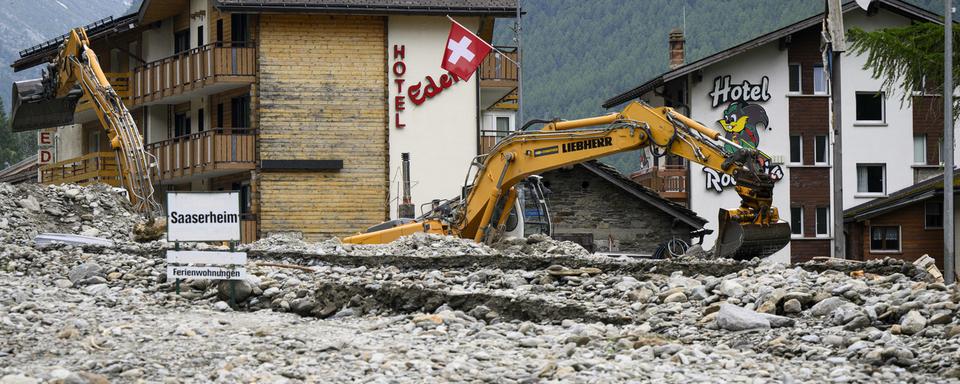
top-left (441, 20), bottom-right (492, 81)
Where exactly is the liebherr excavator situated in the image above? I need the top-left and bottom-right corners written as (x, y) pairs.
top-left (11, 28), bottom-right (163, 238)
top-left (345, 101), bottom-right (791, 260)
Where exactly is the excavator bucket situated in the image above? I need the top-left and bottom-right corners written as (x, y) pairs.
top-left (714, 210), bottom-right (791, 260)
top-left (10, 79), bottom-right (81, 132)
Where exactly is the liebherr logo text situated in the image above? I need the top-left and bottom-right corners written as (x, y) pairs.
top-left (562, 137), bottom-right (613, 153)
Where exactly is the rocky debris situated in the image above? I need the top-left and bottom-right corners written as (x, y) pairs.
top-left (0, 183), bottom-right (139, 245)
top-left (0, 182), bottom-right (959, 382)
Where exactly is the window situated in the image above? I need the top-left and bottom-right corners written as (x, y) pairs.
top-left (870, 226), bottom-right (900, 252)
top-left (231, 95), bottom-right (250, 129)
top-left (926, 201), bottom-right (944, 228)
top-left (857, 164), bottom-right (885, 194)
top-left (197, 26), bottom-right (204, 46)
top-left (790, 135), bottom-right (802, 164)
top-left (174, 29), bottom-right (190, 53)
top-left (914, 134), bottom-right (927, 164)
top-left (496, 116), bottom-right (510, 139)
top-left (788, 64), bottom-right (801, 93)
top-left (791, 206), bottom-right (803, 236)
top-left (813, 64), bottom-right (827, 94)
top-left (814, 135), bottom-right (828, 164)
top-left (197, 108), bottom-right (204, 132)
top-left (109, 49), bottom-right (121, 73)
top-left (855, 92), bottom-right (885, 122)
top-left (232, 14), bottom-right (250, 45)
top-left (127, 41), bottom-right (140, 70)
top-left (174, 112), bottom-right (190, 137)
top-left (816, 207), bottom-right (829, 236)
top-left (216, 19), bottom-right (224, 46)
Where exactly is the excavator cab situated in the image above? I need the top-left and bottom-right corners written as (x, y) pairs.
top-left (503, 176), bottom-right (552, 238)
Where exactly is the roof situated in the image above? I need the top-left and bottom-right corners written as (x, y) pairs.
top-left (602, 0), bottom-right (947, 109)
top-left (214, 0), bottom-right (518, 15)
top-left (12, 13), bottom-right (139, 72)
top-left (844, 168), bottom-right (960, 222)
top-left (13, 0), bottom-right (516, 71)
top-left (576, 160), bottom-right (708, 228)
top-left (0, 155), bottom-right (39, 184)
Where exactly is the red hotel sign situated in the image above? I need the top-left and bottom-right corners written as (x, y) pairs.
top-left (391, 44), bottom-right (466, 129)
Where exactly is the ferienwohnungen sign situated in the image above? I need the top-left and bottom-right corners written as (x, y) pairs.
top-left (166, 192), bottom-right (241, 242)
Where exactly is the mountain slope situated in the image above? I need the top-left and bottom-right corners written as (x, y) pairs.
top-left (497, 0), bottom-right (943, 173)
top-left (0, 0), bottom-right (131, 167)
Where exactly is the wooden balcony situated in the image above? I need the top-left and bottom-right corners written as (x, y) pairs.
top-left (480, 46), bottom-right (518, 87)
top-left (39, 152), bottom-right (120, 187)
top-left (76, 73), bottom-right (131, 115)
top-left (479, 47), bottom-right (518, 109)
top-left (629, 164), bottom-right (688, 203)
top-left (131, 42), bottom-right (256, 106)
top-left (146, 128), bottom-right (256, 183)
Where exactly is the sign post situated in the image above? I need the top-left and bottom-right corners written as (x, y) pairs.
top-left (165, 192), bottom-right (246, 305)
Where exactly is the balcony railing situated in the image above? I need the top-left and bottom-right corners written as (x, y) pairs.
top-left (479, 129), bottom-right (513, 154)
top-left (131, 42), bottom-right (256, 106)
top-left (39, 152), bottom-right (120, 187)
top-left (77, 73), bottom-right (130, 114)
top-left (480, 46), bottom-right (518, 84)
top-left (630, 164), bottom-right (688, 202)
top-left (146, 128), bottom-right (256, 181)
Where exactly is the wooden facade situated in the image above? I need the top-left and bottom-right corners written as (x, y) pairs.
top-left (257, 14), bottom-right (388, 241)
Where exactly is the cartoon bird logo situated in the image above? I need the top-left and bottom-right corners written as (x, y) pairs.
top-left (717, 101), bottom-right (769, 153)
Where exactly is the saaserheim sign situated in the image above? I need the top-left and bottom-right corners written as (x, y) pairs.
top-left (703, 75), bottom-right (783, 192)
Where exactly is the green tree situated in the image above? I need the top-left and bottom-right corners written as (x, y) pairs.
top-left (0, 99), bottom-right (37, 169)
top-left (848, 22), bottom-right (960, 119)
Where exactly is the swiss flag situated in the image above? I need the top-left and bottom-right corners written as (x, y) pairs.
top-left (441, 21), bottom-right (492, 81)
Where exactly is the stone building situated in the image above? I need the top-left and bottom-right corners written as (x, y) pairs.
top-left (540, 161), bottom-right (707, 254)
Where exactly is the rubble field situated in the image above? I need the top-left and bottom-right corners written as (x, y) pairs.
top-left (1, 183), bottom-right (959, 383)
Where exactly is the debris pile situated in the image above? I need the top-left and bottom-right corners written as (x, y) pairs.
top-left (0, 183), bottom-right (958, 383)
top-left (0, 183), bottom-right (138, 245)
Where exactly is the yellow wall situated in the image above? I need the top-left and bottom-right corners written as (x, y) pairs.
top-left (257, 14), bottom-right (388, 240)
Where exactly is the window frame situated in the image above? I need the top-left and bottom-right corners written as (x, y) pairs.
top-left (854, 91), bottom-right (886, 124)
top-left (869, 225), bottom-right (901, 253)
top-left (788, 63), bottom-right (801, 93)
top-left (790, 206), bottom-right (803, 237)
top-left (812, 64), bottom-right (827, 95)
top-left (925, 200), bottom-right (944, 229)
top-left (815, 206), bottom-right (829, 237)
top-left (789, 135), bottom-right (803, 165)
top-left (913, 134), bottom-right (927, 165)
top-left (814, 135), bottom-right (828, 165)
top-left (856, 163), bottom-right (886, 196)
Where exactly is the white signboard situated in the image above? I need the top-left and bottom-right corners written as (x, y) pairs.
top-left (166, 250), bottom-right (246, 265)
top-left (167, 192), bottom-right (241, 242)
top-left (166, 266), bottom-right (247, 280)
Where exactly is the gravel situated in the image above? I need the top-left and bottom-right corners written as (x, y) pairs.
top-left (1, 182), bottom-right (959, 383)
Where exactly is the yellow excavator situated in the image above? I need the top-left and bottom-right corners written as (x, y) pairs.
top-left (345, 101), bottom-right (791, 260)
top-left (11, 28), bottom-right (164, 239)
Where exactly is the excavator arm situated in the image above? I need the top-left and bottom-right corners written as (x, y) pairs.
top-left (345, 101), bottom-right (790, 259)
top-left (11, 28), bottom-right (160, 217)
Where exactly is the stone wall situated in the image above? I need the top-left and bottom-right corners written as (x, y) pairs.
top-left (540, 165), bottom-right (696, 254)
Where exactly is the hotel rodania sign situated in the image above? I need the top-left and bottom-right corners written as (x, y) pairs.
top-left (703, 75), bottom-right (783, 193)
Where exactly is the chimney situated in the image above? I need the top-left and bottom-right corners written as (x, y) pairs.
top-left (669, 28), bottom-right (685, 69)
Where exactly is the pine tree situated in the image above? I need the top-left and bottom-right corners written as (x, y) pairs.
top-left (847, 23), bottom-right (960, 120)
top-left (0, 99), bottom-right (38, 169)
